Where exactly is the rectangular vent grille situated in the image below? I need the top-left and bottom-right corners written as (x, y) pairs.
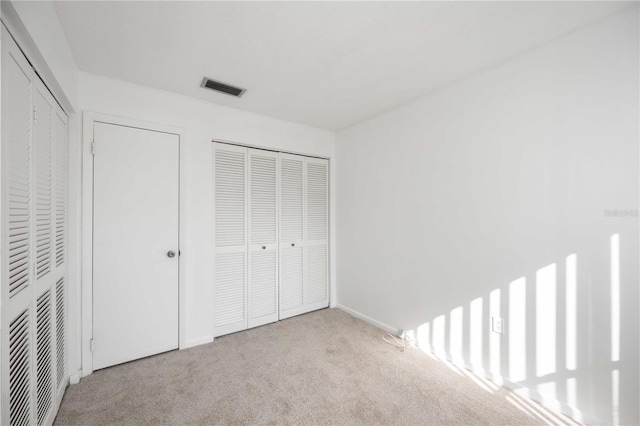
top-left (36, 290), bottom-right (53, 425)
top-left (56, 277), bottom-right (65, 386)
top-left (201, 77), bottom-right (245, 97)
top-left (9, 309), bottom-right (32, 426)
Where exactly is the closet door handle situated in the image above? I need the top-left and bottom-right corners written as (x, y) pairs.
top-left (291, 243), bottom-right (295, 247)
top-left (262, 246), bottom-right (266, 250)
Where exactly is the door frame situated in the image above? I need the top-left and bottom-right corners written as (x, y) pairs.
top-left (81, 112), bottom-right (186, 377)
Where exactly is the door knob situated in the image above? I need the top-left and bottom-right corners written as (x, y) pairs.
top-left (262, 246), bottom-right (266, 250)
top-left (167, 250), bottom-right (176, 258)
top-left (291, 243), bottom-right (295, 247)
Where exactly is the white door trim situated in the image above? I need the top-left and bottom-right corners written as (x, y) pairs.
top-left (81, 112), bottom-right (187, 377)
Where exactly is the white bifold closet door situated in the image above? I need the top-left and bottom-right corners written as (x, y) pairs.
top-left (248, 149), bottom-right (279, 328)
top-left (213, 144), bottom-right (279, 336)
top-left (213, 142), bottom-right (327, 337)
top-left (279, 156), bottom-right (329, 316)
top-left (304, 158), bottom-right (329, 312)
top-left (213, 144), bottom-right (249, 336)
top-left (1, 24), bottom-right (68, 426)
top-left (278, 154), bottom-right (305, 319)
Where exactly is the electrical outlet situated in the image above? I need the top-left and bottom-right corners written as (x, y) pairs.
top-left (492, 317), bottom-right (504, 334)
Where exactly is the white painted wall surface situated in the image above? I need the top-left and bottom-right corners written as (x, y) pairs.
top-left (78, 71), bottom-right (336, 352)
top-left (336, 8), bottom-right (638, 425)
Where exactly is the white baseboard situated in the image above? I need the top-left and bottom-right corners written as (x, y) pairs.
top-left (182, 335), bottom-right (214, 349)
top-left (335, 304), bottom-right (401, 336)
top-left (69, 374), bottom-right (81, 385)
top-left (335, 304), bottom-right (606, 426)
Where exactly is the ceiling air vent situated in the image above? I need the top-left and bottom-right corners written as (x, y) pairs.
top-left (200, 77), bottom-right (246, 97)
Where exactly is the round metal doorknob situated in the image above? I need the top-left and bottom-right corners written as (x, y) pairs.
top-left (262, 246), bottom-right (266, 250)
top-left (167, 250), bottom-right (176, 258)
top-left (291, 243), bottom-right (295, 247)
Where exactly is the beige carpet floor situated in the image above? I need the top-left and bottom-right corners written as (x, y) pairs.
top-left (55, 308), bottom-right (571, 425)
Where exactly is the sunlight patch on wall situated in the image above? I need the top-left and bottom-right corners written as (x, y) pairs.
top-left (566, 254), bottom-right (577, 371)
top-left (469, 297), bottom-right (483, 368)
top-left (432, 314), bottom-right (446, 356)
top-left (610, 234), bottom-right (620, 362)
top-left (612, 369), bottom-right (619, 425)
top-left (537, 381), bottom-right (559, 412)
top-left (566, 377), bottom-right (577, 408)
top-left (509, 277), bottom-right (526, 382)
top-left (489, 289), bottom-right (501, 377)
top-left (450, 306), bottom-right (463, 363)
top-left (536, 264), bottom-right (556, 377)
top-left (416, 322), bottom-right (430, 352)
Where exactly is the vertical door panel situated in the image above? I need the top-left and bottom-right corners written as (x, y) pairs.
top-left (278, 154), bottom-right (305, 319)
top-left (213, 144), bottom-right (248, 336)
top-left (93, 123), bottom-right (179, 370)
top-left (4, 45), bottom-right (33, 305)
top-left (53, 113), bottom-right (66, 269)
top-left (33, 89), bottom-right (53, 283)
top-left (248, 149), bottom-right (278, 328)
top-left (305, 158), bottom-right (329, 312)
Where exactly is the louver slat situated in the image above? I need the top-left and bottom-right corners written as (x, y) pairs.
top-left (36, 291), bottom-right (53, 425)
top-left (6, 52), bottom-right (32, 298)
top-left (56, 278), bottom-right (65, 386)
top-left (9, 310), bottom-right (32, 426)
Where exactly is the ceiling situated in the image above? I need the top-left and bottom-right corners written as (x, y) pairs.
top-left (55, 1), bottom-right (632, 130)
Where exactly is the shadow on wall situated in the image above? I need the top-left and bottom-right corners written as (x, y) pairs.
top-left (402, 233), bottom-right (638, 425)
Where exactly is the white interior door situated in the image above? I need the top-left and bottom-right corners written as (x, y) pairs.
top-left (248, 149), bottom-right (278, 328)
top-left (279, 153), bottom-right (305, 319)
top-left (92, 122), bottom-right (179, 370)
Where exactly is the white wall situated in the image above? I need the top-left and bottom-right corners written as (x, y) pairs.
top-left (336, 7), bottom-right (638, 425)
top-left (78, 71), bottom-right (336, 352)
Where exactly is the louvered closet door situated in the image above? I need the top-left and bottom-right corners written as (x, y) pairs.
top-left (1, 24), bottom-right (68, 426)
top-left (305, 158), bottom-right (329, 312)
top-left (248, 149), bottom-right (278, 328)
top-left (1, 30), bottom-right (35, 426)
top-left (279, 153), bottom-right (305, 319)
top-left (213, 143), bottom-right (248, 336)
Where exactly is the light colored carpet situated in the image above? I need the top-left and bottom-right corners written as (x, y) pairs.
top-left (55, 308), bottom-right (565, 425)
